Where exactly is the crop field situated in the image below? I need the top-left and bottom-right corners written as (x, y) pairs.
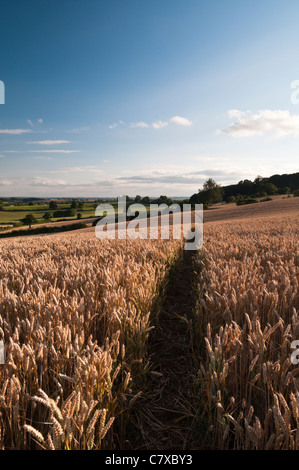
top-left (195, 212), bottom-right (299, 449)
top-left (0, 234), bottom-right (180, 449)
top-left (0, 211), bottom-right (51, 225)
top-left (0, 197), bottom-right (298, 450)
top-left (0, 201), bottom-right (150, 227)
top-left (0, 202), bottom-right (98, 225)
top-left (2, 0), bottom-right (299, 456)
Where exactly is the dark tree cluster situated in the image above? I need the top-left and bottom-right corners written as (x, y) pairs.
top-left (189, 172), bottom-right (299, 207)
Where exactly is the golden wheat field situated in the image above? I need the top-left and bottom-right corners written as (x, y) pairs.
top-left (196, 212), bottom-right (299, 449)
top-left (0, 198), bottom-right (298, 450)
top-left (0, 233), bottom-right (180, 449)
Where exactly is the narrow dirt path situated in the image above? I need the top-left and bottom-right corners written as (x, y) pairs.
top-left (133, 248), bottom-right (199, 450)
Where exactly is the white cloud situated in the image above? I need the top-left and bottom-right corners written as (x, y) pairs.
top-left (227, 109), bottom-right (247, 119)
top-left (0, 179), bottom-right (15, 186)
top-left (27, 119), bottom-right (43, 127)
top-left (29, 175), bottom-right (94, 187)
top-left (29, 149), bottom-right (80, 153)
top-left (0, 129), bottom-right (32, 134)
top-left (115, 167), bottom-right (243, 186)
top-left (27, 140), bottom-right (71, 145)
top-left (2, 161), bottom-right (292, 197)
top-left (112, 115), bottom-right (193, 130)
top-left (0, 155), bottom-right (6, 158)
top-left (152, 120), bottom-right (168, 129)
top-left (219, 109), bottom-right (299, 137)
top-left (108, 121), bottom-right (125, 129)
top-left (30, 177), bottom-right (69, 187)
top-left (169, 116), bottom-right (193, 127)
top-left (130, 121), bottom-right (149, 128)
top-left (47, 166), bottom-right (102, 175)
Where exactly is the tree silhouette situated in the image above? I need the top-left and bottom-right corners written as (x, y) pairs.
top-left (22, 214), bottom-right (37, 229)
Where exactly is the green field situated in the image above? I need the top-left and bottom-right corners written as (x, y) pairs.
top-left (0, 203), bottom-right (98, 225)
top-left (0, 201), bottom-right (150, 226)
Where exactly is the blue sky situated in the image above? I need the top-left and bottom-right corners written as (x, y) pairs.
top-left (0, 0), bottom-right (299, 197)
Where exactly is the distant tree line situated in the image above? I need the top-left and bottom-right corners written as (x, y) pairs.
top-left (189, 172), bottom-right (299, 207)
top-left (221, 173), bottom-right (299, 200)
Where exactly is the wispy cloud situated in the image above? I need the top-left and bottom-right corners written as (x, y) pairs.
top-left (0, 155), bottom-right (6, 158)
top-left (110, 116), bottom-right (193, 130)
top-left (0, 129), bottom-right (32, 134)
top-left (47, 165), bottom-right (101, 175)
top-left (29, 149), bottom-right (80, 154)
top-left (0, 179), bottom-right (17, 186)
top-left (29, 176), bottom-right (91, 187)
top-left (151, 120), bottom-right (169, 129)
top-left (219, 109), bottom-right (299, 137)
top-left (108, 120), bottom-right (125, 129)
top-left (30, 156), bottom-right (52, 160)
top-left (27, 140), bottom-right (71, 145)
top-left (27, 119), bottom-right (43, 127)
top-left (115, 168), bottom-right (242, 186)
top-left (169, 116), bottom-right (193, 127)
top-left (30, 177), bottom-right (70, 187)
top-left (1, 149), bottom-right (78, 154)
top-left (0, 163), bottom-right (282, 196)
top-left (129, 121), bottom-right (150, 129)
